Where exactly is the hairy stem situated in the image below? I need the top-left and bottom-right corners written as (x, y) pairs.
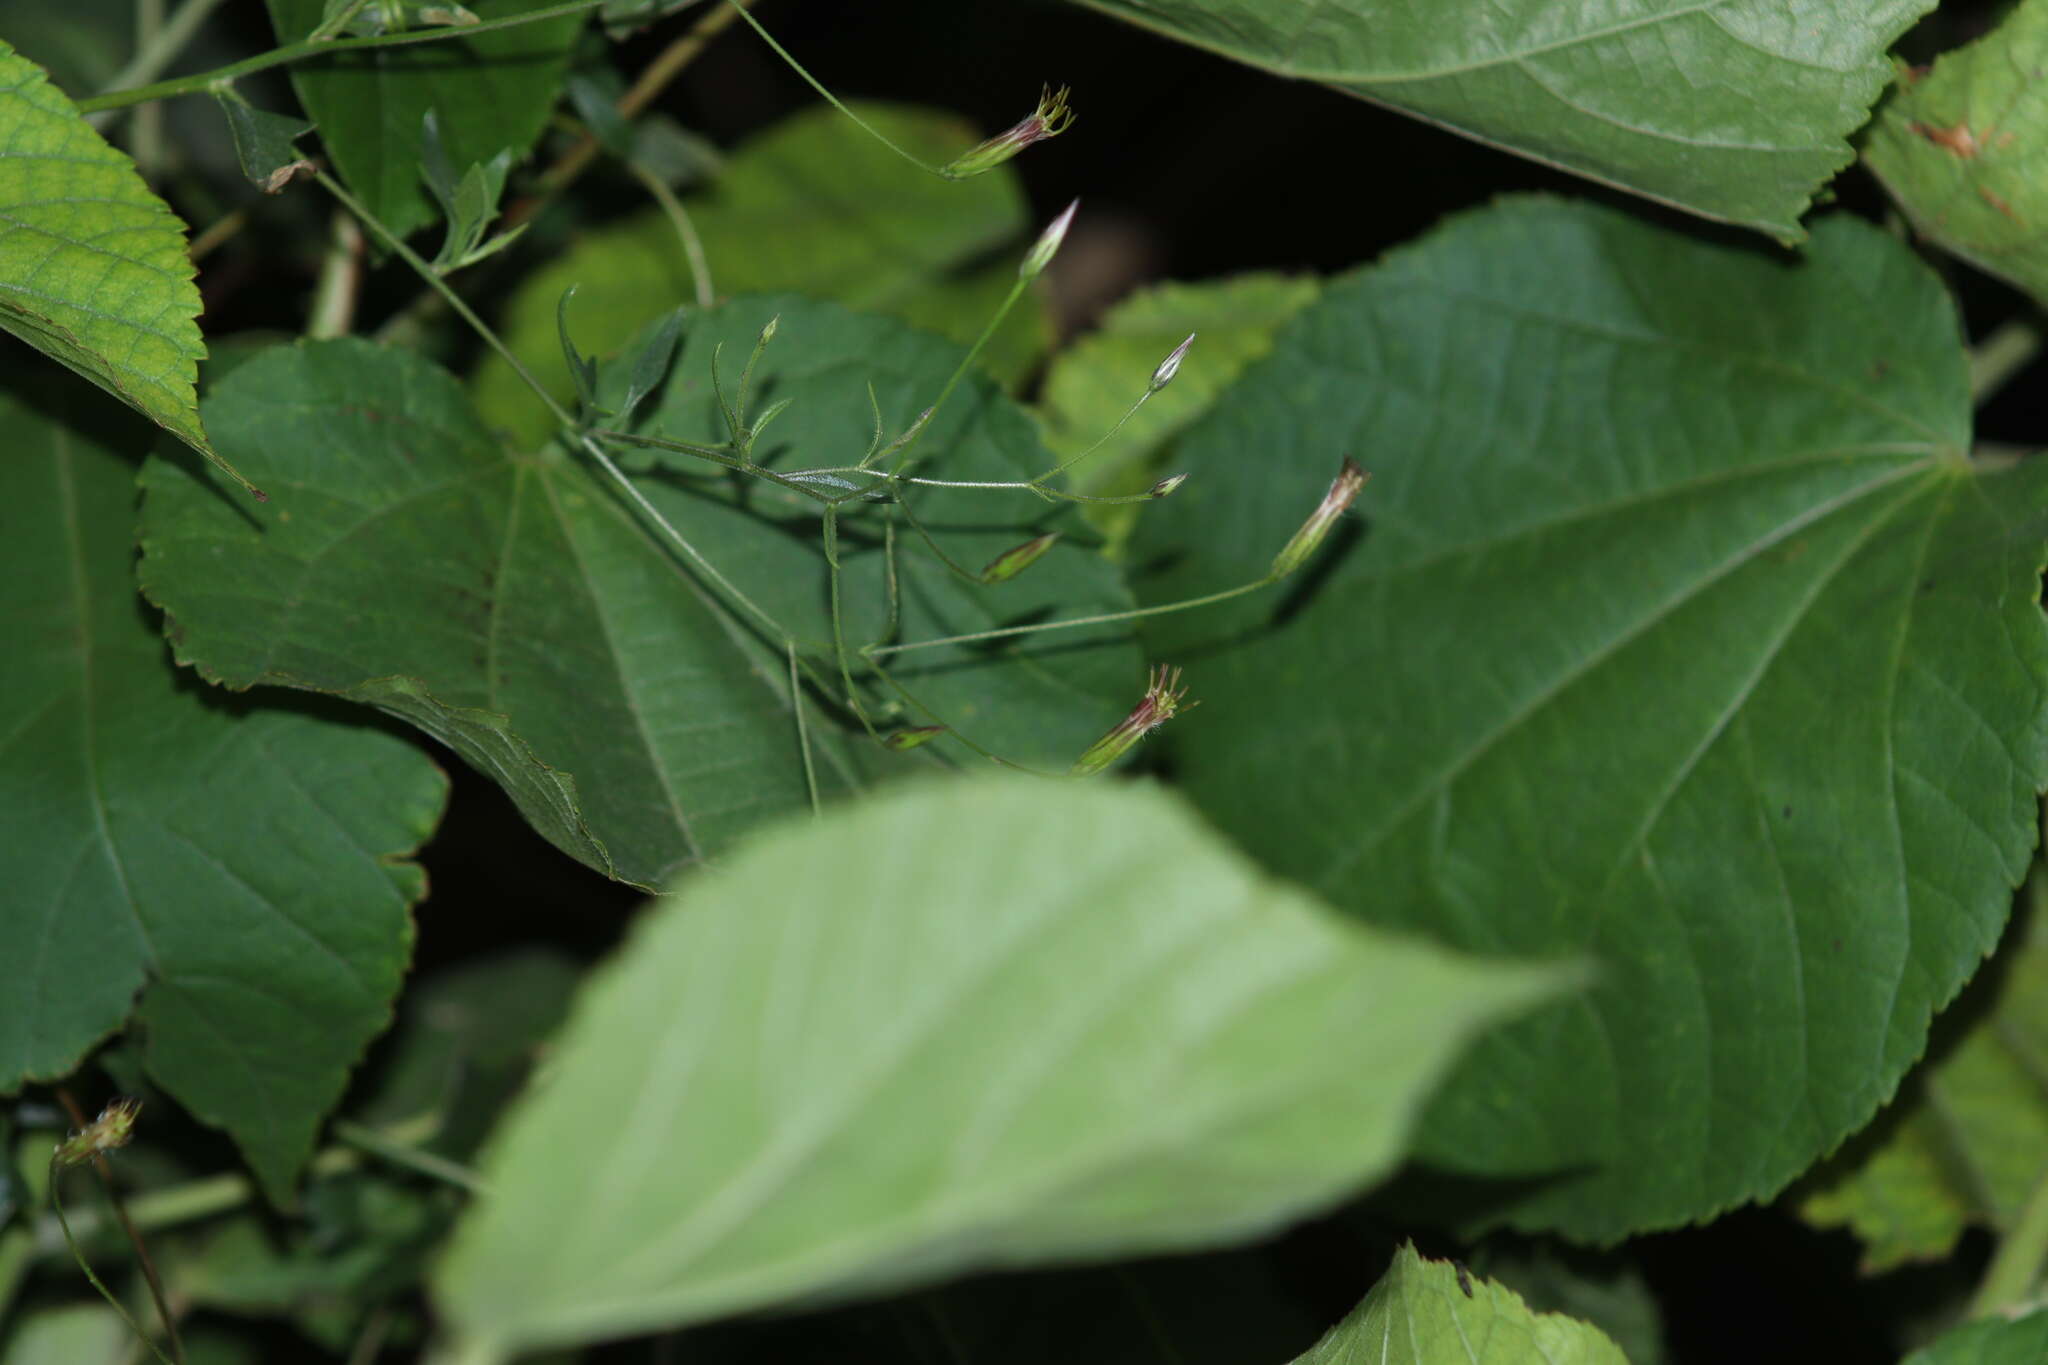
top-left (79, 0), bottom-right (606, 114)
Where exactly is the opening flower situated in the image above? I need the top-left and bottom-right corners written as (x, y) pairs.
top-left (942, 85), bottom-right (1076, 180)
top-left (1071, 665), bottom-right (1196, 776)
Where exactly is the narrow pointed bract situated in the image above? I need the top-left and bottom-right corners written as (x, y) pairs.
top-left (882, 725), bottom-right (948, 752)
top-left (981, 533), bottom-right (1060, 584)
top-left (1071, 665), bottom-right (1196, 776)
top-left (1272, 457), bottom-right (1368, 578)
top-left (943, 85), bottom-right (1075, 179)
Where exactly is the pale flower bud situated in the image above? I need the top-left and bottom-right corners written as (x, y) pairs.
top-left (1020, 199), bottom-right (1079, 280)
top-left (1271, 457), bottom-right (1368, 579)
top-left (1150, 333), bottom-right (1195, 392)
top-left (1149, 473), bottom-right (1188, 499)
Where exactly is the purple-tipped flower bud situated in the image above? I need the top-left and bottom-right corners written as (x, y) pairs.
top-left (1151, 333), bottom-right (1195, 392)
top-left (1272, 457), bottom-right (1368, 579)
top-left (943, 85), bottom-right (1074, 179)
top-left (1071, 664), bottom-right (1196, 776)
top-left (55, 1097), bottom-right (141, 1168)
top-left (981, 532), bottom-right (1060, 584)
top-left (1149, 472), bottom-right (1188, 499)
top-left (882, 725), bottom-right (948, 752)
top-left (1020, 199), bottom-right (1079, 281)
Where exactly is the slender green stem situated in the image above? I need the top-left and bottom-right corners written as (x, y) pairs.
top-left (330, 1119), bottom-right (487, 1194)
top-left (824, 508), bottom-right (884, 743)
top-left (872, 278), bottom-right (1029, 475)
top-left (867, 575), bottom-right (1278, 659)
top-left (1971, 316), bottom-right (2041, 408)
top-left (93, 0), bottom-right (232, 108)
top-left (864, 662), bottom-right (1053, 775)
top-left (789, 641), bottom-right (820, 814)
top-left (630, 163), bottom-right (714, 308)
top-left (48, 1160), bottom-right (177, 1365)
top-left (1028, 387), bottom-right (1154, 488)
top-left (309, 0), bottom-right (375, 42)
top-left (901, 474), bottom-right (1162, 506)
top-left (316, 171), bottom-right (571, 429)
top-left (130, 0), bottom-right (167, 174)
top-left (1972, 1163), bottom-right (2048, 1316)
top-left (722, 0), bottom-right (941, 178)
top-left (307, 209), bottom-right (365, 339)
top-left (78, 0), bottom-right (606, 113)
top-left (891, 490), bottom-right (987, 585)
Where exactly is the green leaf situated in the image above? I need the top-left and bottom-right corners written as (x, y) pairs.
top-left (1129, 197), bottom-right (2048, 1239)
top-left (0, 1304), bottom-right (129, 1365)
top-left (1797, 871), bottom-right (2048, 1271)
top-left (0, 369), bottom-right (445, 1202)
top-left (1467, 1241), bottom-right (1666, 1365)
top-left (0, 41), bottom-right (259, 494)
top-left (210, 85), bottom-right (314, 194)
top-left (351, 948), bottom-right (579, 1156)
top-left (1035, 274), bottom-right (1319, 546)
top-left (1291, 1244), bottom-right (1627, 1365)
top-left (176, 1169), bottom-right (454, 1351)
top-left (1865, 0), bottom-right (2048, 304)
top-left (1904, 1308), bottom-right (2048, 1365)
top-left (1071, 0), bottom-right (1930, 237)
top-left (432, 776), bottom-right (1573, 1354)
top-left (137, 337), bottom-right (863, 888)
top-left (265, 0), bottom-right (582, 239)
top-left (606, 294), bottom-right (1144, 772)
top-left (470, 102), bottom-right (1049, 447)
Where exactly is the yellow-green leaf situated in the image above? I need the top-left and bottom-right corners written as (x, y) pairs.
top-left (0, 41), bottom-right (258, 494)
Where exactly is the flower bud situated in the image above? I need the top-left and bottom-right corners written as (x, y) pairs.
top-left (1020, 199), bottom-right (1079, 281)
top-left (943, 85), bottom-right (1074, 179)
top-left (1071, 665), bottom-right (1195, 776)
top-left (882, 725), bottom-right (948, 752)
top-left (980, 532), bottom-right (1059, 584)
top-left (1151, 333), bottom-right (1195, 392)
top-left (55, 1097), bottom-right (141, 1168)
top-left (1271, 457), bottom-right (1368, 579)
top-left (1149, 473), bottom-right (1188, 499)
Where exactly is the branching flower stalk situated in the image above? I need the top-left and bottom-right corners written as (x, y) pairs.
top-left (324, 143), bottom-right (1366, 784)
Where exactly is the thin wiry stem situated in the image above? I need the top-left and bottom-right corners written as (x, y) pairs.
top-left (80, 0), bottom-right (608, 113)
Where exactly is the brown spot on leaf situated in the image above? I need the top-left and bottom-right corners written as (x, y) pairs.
top-left (1911, 121), bottom-right (1981, 157)
top-left (1979, 185), bottom-right (2024, 223)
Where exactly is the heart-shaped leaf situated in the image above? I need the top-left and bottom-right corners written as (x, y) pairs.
top-left (1130, 197), bottom-right (2048, 1239)
top-left (1, 369), bottom-right (443, 1200)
